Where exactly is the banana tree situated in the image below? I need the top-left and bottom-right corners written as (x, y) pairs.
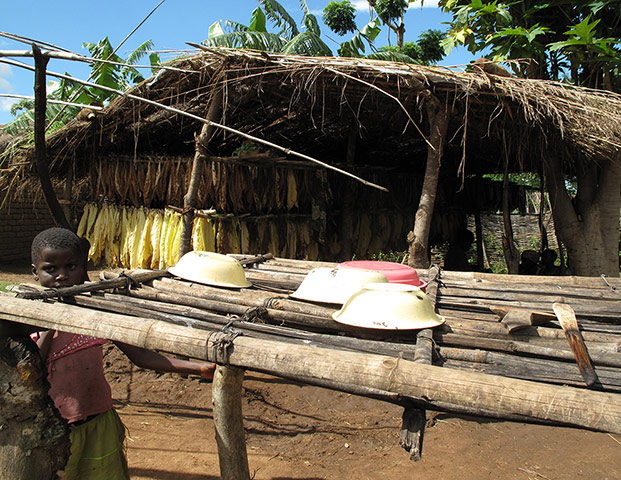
top-left (204, 0), bottom-right (332, 56)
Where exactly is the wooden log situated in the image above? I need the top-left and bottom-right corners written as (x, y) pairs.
top-left (553, 302), bottom-right (599, 387)
top-left (2, 296), bottom-right (621, 434)
top-left (441, 316), bottom-right (621, 344)
top-left (438, 295), bottom-right (621, 325)
top-left (73, 292), bottom-right (421, 360)
top-left (18, 270), bottom-right (170, 300)
top-left (438, 347), bottom-right (621, 391)
top-left (152, 279), bottom-right (336, 318)
top-left (212, 365), bottom-right (250, 480)
top-left (440, 282), bottom-right (621, 302)
top-left (435, 332), bottom-right (621, 368)
top-left (434, 271), bottom-right (621, 289)
top-left (128, 286), bottom-right (340, 332)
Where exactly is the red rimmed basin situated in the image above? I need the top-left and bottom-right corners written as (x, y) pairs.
top-left (337, 260), bottom-right (428, 290)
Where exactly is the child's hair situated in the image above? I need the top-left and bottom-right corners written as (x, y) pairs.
top-left (31, 227), bottom-right (83, 264)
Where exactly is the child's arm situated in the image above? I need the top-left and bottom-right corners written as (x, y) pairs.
top-left (114, 341), bottom-right (215, 380)
top-left (36, 330), bottom-right (55, 362)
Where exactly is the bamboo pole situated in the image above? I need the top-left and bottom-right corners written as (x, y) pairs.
top-left (2, 296), bottom-right (620, 433)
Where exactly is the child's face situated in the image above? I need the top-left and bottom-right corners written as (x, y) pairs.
top-left (32, 247), bottom-right (85, 288)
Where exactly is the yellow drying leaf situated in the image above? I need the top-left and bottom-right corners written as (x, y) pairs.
top-left (286, 170), bottom-right (298, 210)
top-left (164, 210), bottom-right (180, 267)
top-left (150, 210), bottom-right (164, 270)
top-left (170, 213), bottom-right (183, 265)
top-left (76, 203), bottom-right (91, 238)
top-left (192, 217), bottom-right (206, 252)
top-left (130, 208), bottom-right (147, 269)
top-left (204, 218), bottom-right (216, 252)
top-left (138, 210), bottom-right (154, 269)
top-left (240, 221), bottom-right (250, 253)
top-left (85, 203), bottom-right (98, 238)
top-left (88, 205), bottom-right (106, 266)
top-left (268, 222), bottom-right (279, 257)
top-left (158, 210), bottom-right (172, 269)
top-left (119, 207), bottom-right (132, 268)
top-left (229, 218), bottom-right (241, 253)
top-left (306, 241), bottom-right (319, 261)
top-left (286, 221), bottom-right (297, 258)
top-left (356, 214), bottom-right (372, 257)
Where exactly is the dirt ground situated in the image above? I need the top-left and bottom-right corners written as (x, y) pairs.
top-left (1, 263), bottom-right (620, 480)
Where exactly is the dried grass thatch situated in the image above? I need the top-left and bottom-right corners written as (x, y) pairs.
top-left (2, 47), bottom-right (620, 216)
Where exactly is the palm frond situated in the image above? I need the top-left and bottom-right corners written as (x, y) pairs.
top-left (259, 0), bottom-right (300, 38)
top-left (283, 32), bottom-right (332, 56)
top-left (366, 51), bottom-right (419, 64)
top-left (203, 31), bottom-right (287, 52)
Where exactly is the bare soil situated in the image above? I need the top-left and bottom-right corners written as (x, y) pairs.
top-left (1, 263), bottom-right (620, 480)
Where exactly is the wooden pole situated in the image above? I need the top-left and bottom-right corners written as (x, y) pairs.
top-left (2, 296), bottom-right (620, 434)
top-left (32, 44), bottom-right (69, 229)
top-left (212, 365), bottom-right (250, 480)
top-left (399, 266), bottom-right (440, 461)
top-left (180, 90), bottom-right (223, 256)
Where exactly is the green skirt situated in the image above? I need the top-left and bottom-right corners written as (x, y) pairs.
top-left (60, 409), bottom-right (129, 480)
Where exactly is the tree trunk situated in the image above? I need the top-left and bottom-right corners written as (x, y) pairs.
top-left (32, 44), bottom-right (70, 230)
top-left (0, 337), bottom-right (69, 479)
top-left (408, 97), bottom-right (449, 268)
top-left (545, 154), bottom-right (620, 276)
top-left (180, 90), bottom-right (223, 257)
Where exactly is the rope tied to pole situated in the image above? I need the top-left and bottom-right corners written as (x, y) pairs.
top-left (206, 320), bottom-right (242, 365)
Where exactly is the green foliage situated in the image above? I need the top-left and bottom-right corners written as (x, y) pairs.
top-left (439, 0), bottom-right (621, 89)
top-left (323, 1), bottom-right (357, 36)
top-left (374, 0), bottom-right (408, 23)
top-left (3, 36), bottom-right (159, 135)
top-left (338, 18), bottom-right (382, 57)
top-left (204, 0), bottom-right (331, 56)
top-left (379, 29), bottom-right (446, 65)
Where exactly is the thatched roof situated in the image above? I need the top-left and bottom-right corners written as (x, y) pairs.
top-left (4, 47), bottom-right (621, 201)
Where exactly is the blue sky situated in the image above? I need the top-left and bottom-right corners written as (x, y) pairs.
top-left (0, 0), bottom-right (478, 126)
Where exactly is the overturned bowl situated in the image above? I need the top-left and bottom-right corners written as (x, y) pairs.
top-left (332, 282), bottom-right (444, 330)
top-left (290, 267), bottom-right (388, 305)
top-left (168, 251), bottom-right (251, 288)
top-left (338, 260), bottom-right (428, 290)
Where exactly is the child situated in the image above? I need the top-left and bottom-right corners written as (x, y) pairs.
top-left (29, 227), bottom-right (216, 480)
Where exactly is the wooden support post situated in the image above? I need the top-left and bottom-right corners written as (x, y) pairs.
top-left (408, 97), bottom-right (449, 268)
top-left (180, 89), bottom-right (223, 257)
top-left (399, 266), bottom-right (440, 461)
top-left (32, 44), bottom-right (69, 230)
top-left (212, 365), bottom-right (250, 480)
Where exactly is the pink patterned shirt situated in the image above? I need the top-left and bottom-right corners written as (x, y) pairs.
top-left (43, 331), bottom-right (113, 423)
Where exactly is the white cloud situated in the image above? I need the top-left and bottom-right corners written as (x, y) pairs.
top-left (0, 63), bottom-right (16, 112)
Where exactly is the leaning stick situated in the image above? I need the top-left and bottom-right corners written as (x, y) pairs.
top-left (553, 302), bottom-right (599, 387)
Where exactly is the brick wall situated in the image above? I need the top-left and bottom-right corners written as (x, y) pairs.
top-left (0, 196), bottom-right (56, 263)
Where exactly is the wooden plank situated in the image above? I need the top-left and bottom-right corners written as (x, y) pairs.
top-left (2, 295), bottom-right (621, 434)
top-left (553, 302), bottom-right (599, 388)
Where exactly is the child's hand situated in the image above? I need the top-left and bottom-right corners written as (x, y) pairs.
top-left (199, 363), bottom-right (216, 381)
